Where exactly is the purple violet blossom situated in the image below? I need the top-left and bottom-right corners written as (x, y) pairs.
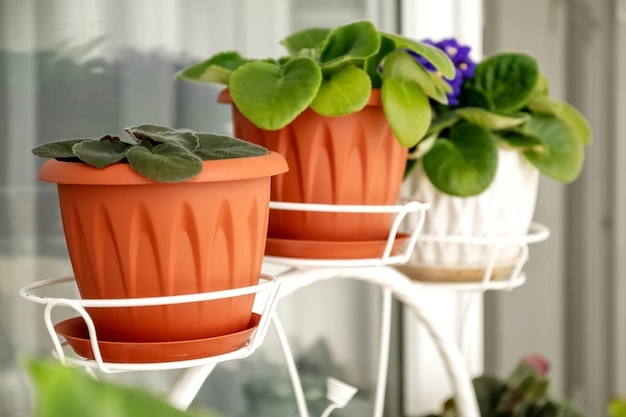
top-left (409, 38), bottom-right (476, 106)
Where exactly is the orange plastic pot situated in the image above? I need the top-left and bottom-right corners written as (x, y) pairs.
top-left (39, 153), bottom-right (287, 343)
top-left (219, 89), bottom-right (408, 242)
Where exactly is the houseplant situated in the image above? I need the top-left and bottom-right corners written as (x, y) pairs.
top-left (421, 354), bottom-right (585, 417)
top-left (398, 38), bottom-right (592, 281)
top-left (32, 124), bottom-right (288, 357)
top-left (177, 20), bottom-right (455, 252)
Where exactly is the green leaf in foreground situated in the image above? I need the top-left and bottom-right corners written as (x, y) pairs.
top-left (26, 359), bottom-right (216, 417)
top-left (423, 122), bottom-right (498, 196)
top-left (383, 32), bottom-right (456, 80)
top-left (381, 77), bottom-right (431, 147)
top-left (318, 20), bottom-right (380, 68)
top-left (229, 57), bottom-right (322, 130)
top-left (382, 50), bottom-right (449, 104)
top-left (32, 139), bottom-right (88, 160)
top-left (127, 143), bottom-right (203, 182)
top-left (310, 66), bottom-right (371, 116)
top-left (72, 139), bottom-right (129, 168)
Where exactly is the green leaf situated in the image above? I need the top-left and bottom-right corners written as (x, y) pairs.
top-left (423, 122), bottom-right (498, 196)
top-left (382, 50), bottom-right (449, 104)
top-left (125, 124), bottom-right (200, 152)
top-left (26, 359), bottom-right (215, 417)
top-left (471, 52), bottom-right (540, 113)
top-left (608, 398), bottom-right (626, 417)
top-left (496, 131), bottom-right (545, 151)
top-left (175, 51), bottom-right (248, 84)
top-left (473, 376), bottom-right (507, 417)
top-left (364, 34), bottom-right (397, 88)
top-left (527, 97), bottom-right (591, 145)
top-left (32, 139), bottom-right (87, 159)
top-left (455, 107), bottom-right (529, 130)
top-left (127, 143), bottom-right (203, 182)
top-left (229, 57), bottom-right (322, 130)
top-left (72, 139), bottom-right (129, 168)
top-left (381, 77), bottom-right (431, 147)
top-left (318, 20), bottom-right (381, 69)
top-left (523, 115), bottom-right (585, 183)
top-left (194, 133), bottom-right (268, 160)
top-left (382, 32), bottom-right (456, 79)
top-left (426, 111), bottom-right (460, 136)
top-left (280, 27), bottom-right (330, 55)
top-left (459, 85), bottom-right (494, 110)
top-left (550, 101), bottom-right (592, 145)
top-left (310, 66), bottom-right (371, 116)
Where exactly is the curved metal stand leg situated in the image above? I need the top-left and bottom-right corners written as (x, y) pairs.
top-left (373, 287), bottom-right (392, 417)
top-left (167, 363), bottom-right (217, 410)
top-left (272, 314), bottom-right (310, 417)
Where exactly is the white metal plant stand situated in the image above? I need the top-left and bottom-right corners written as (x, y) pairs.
top-left (19, 198), bottom-right (549, 417)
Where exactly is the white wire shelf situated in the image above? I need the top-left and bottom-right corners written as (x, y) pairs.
top-left (264, 199), bottom-right (429, 268)
top-left (19, 275), bottom-right (281, 373)
top-left (398, 222), bottom-right (550, 292)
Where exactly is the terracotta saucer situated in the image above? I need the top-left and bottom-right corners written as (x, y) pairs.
top-left (264, 234), bottom-right (410, 259)
top-left (54, 314), bottom-right (260, 364)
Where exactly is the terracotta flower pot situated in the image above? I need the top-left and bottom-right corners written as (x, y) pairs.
top-left (218, 89), bottom-right (408, 243)
top-left (39, 153), bottom-right (287, 342)
top-left (398, 148), bottom-right (539, 282)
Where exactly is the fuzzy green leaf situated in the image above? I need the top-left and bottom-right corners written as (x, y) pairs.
top-left (32, 139), bottom-right (87, 159)
top-left (281, 28), bottom-right (330, 55)
top-left (423, 122), bottom-right (498, 196)
top-left (381, 77), bottom-right (431, 147)
top-left (127, 143), bottom-right (203, 182)
top-left (174, 51), bottom-right (247, 84)
top-left (72, 140), bottom-right (129, 168)
top-left (455, 107), bottom-right (529, 130)
top-left (311, 66), bottom-right (371, 116)
top-left (471, 52), bottom-right (540, 113)
top-left (528, 97), bottom-right (592, 145)
top-left (126, 124), bottom-right (199, 152)
top-left (523, 115), bottom-right (585, 182)
top-left (194, 133), bottom-right (268, 160)
top-left (229, 57), bottom-right (322, 130)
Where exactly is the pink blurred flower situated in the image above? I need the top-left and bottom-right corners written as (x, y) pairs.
top-left (522, 354), bottom-right (550, 377)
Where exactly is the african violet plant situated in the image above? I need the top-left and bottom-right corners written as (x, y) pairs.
top-left (31, 124), bottom-right (268, 182)
top-left (176, 20), bottom-right (455, 148)
top-left (422, 354), bottom-right (585, 417)
top-left (408, 38), bottom-right (592, 197)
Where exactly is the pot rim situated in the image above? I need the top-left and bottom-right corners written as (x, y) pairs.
top-left (38, 151), bottom-right (288, 185)
top-left (217, 88), bottom-right (383, 106)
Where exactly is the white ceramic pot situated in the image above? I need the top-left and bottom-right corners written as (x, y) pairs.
top-left (399, 148), bottom-right (539, 282)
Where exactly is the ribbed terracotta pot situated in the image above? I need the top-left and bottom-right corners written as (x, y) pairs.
top-left (218, 89), bottom-right (408, 242)
top-left (398, 148), bottom-right (539, 282)
top-left (39, 153), bottom-right (287, 342)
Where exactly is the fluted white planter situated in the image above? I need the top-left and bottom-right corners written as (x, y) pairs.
top-left (399, 148), bottom-right (539, 282)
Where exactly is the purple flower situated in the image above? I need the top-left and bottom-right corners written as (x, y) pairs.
top-left (411, 38), bottom-right (476, 106)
